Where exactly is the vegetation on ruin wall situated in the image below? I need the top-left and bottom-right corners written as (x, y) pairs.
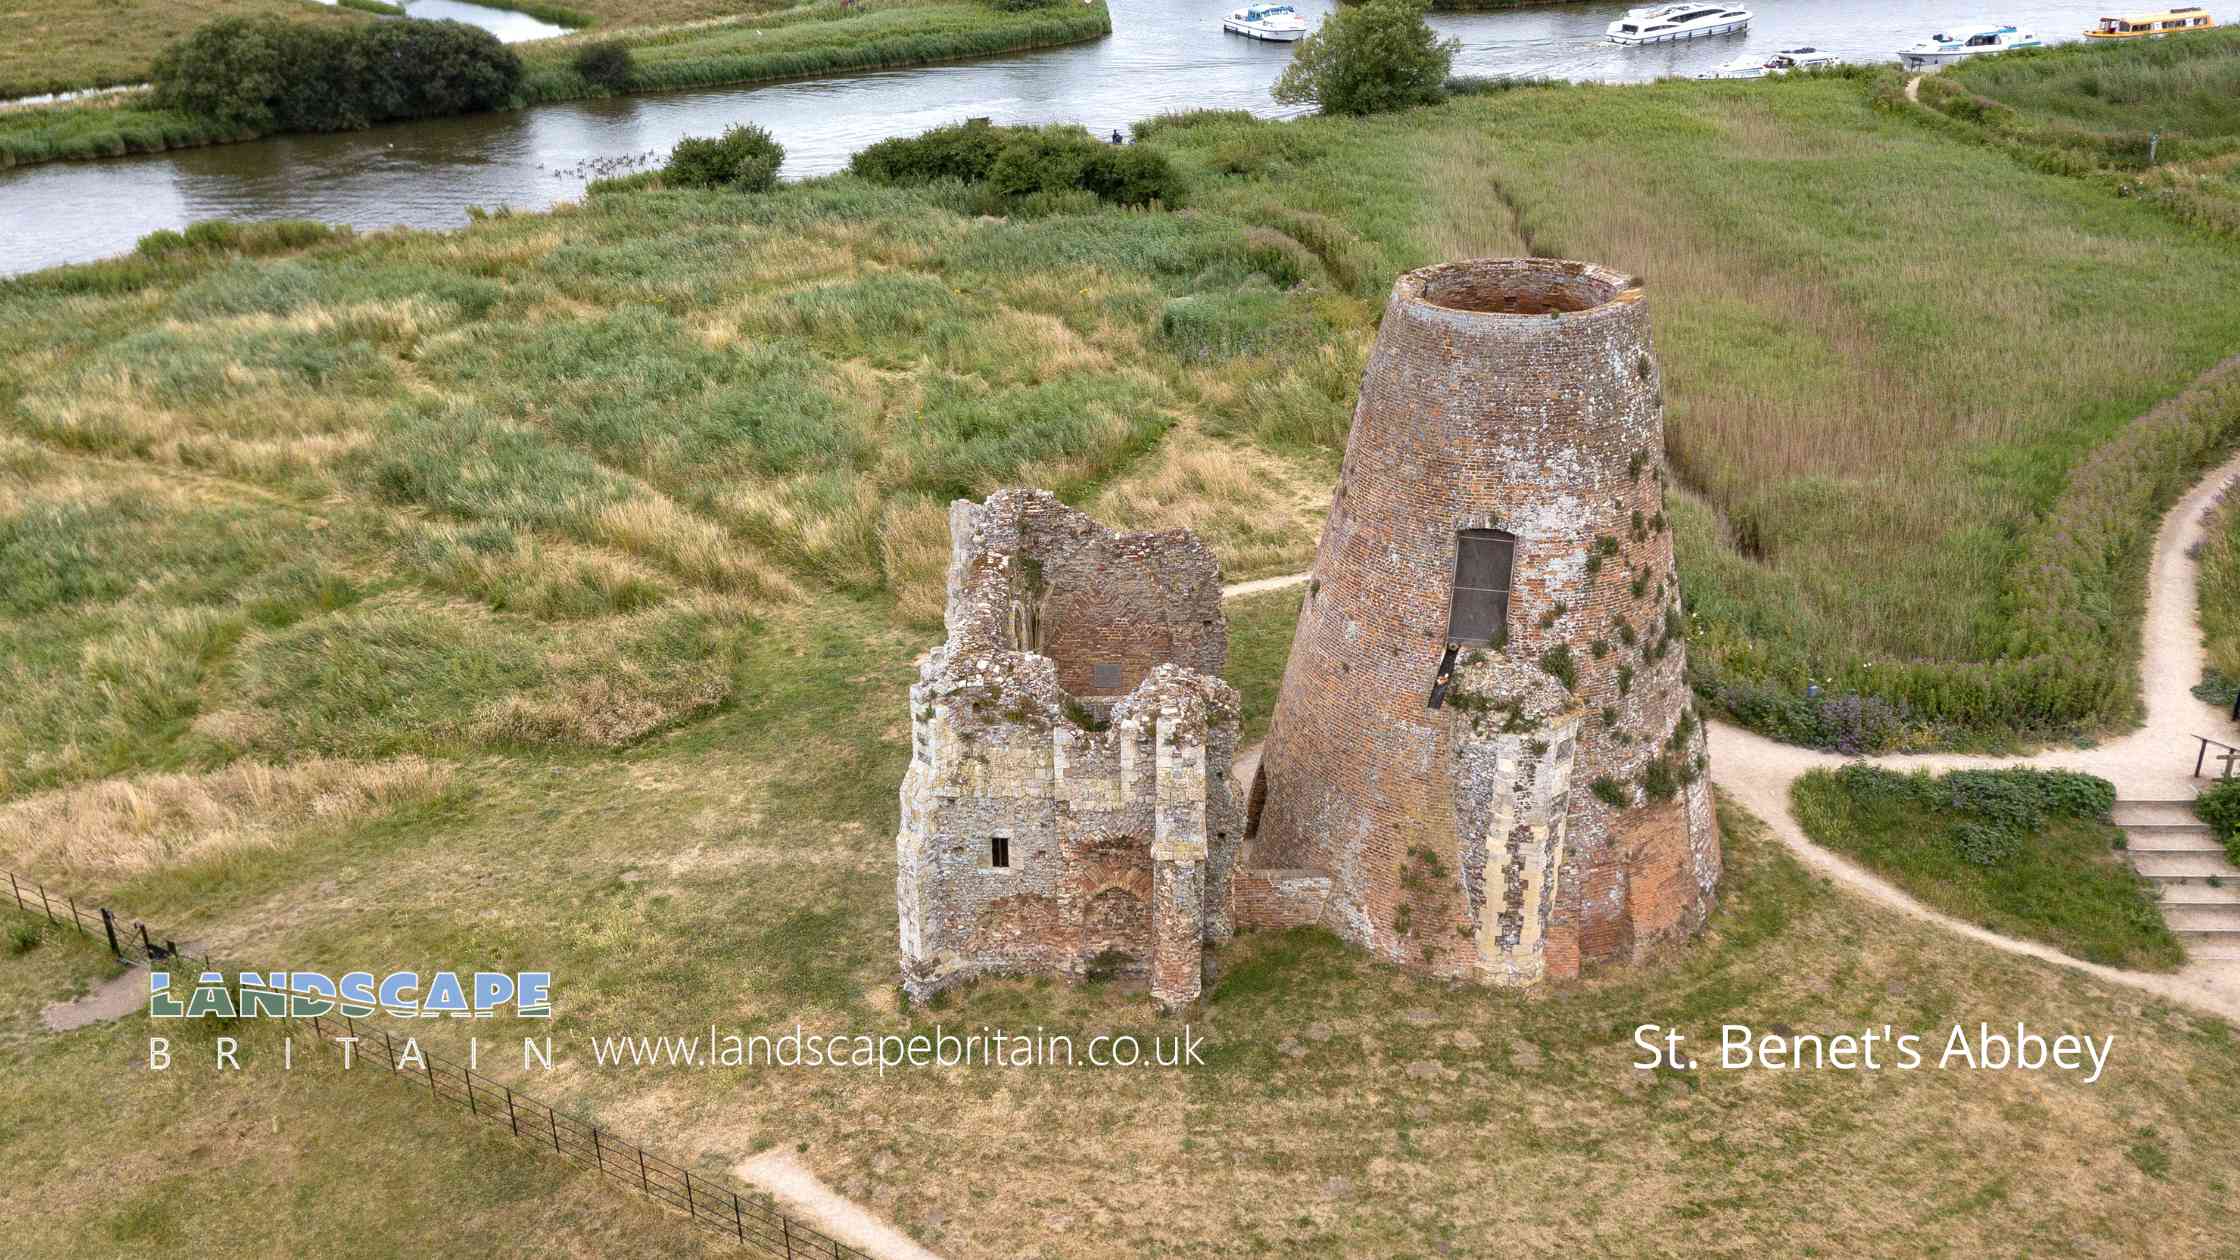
top-left (1791, 765), bottom-right (2179, 971)
top-left (0, 0), bottom-right (1112, 170)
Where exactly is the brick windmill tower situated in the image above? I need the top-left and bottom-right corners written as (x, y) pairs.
top-left (1244, 258), bottom-right (1720, 986)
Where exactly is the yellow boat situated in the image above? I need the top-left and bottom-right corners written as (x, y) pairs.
top-left (2085, 7), bottom-right (2218, 37)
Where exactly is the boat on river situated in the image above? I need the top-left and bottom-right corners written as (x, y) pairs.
top-left (1896, 24), bottom-right (2043, 67)
top-left (1223, 2), bottom-right (1308, 41)
top-left (1696, 46), bottom-right (1841, 78)
top-left (2086, 7), bottom-right (2217, 38)
top-left (1607, 4), bottom-right (1753, 45)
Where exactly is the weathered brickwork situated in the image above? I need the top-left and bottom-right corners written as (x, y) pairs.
top-left (896, 491), bottom-right (1241, 1010)
top-left (1243, 258), bottom-right (1721, 985)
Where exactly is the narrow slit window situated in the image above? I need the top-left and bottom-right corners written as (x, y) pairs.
top-left (1449, 529), bottom-right (1515, 645)
top-left (990, 835), bottom-right (1011, 869)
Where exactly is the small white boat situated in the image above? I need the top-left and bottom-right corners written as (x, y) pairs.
top-left (1896, 24), bottom-right (2043, 68)
top-left (1766, 46), bottom-right (1841, 70)
top-left (1697, 53), bottom-right (1772, 78)
top-left (1694, 46), bottom-right (1840, 79)
top-left (1223, 2), bottom-right (1307, 41)
top-left (1608, 4), bottom-right (1753, 45)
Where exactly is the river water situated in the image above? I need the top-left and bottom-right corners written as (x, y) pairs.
top-left (1, 0), bottom-right (2117, 276)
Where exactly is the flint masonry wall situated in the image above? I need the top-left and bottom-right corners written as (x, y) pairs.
top-left (1244, 258), bottom-right (1720, 985)
top-left (896, 491), bottom-right (1240, 1010)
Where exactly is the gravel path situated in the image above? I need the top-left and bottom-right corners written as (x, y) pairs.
top-left (737, 1150), bottom-right (950, 1260)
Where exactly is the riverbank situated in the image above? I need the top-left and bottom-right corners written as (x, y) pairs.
top-left (0, 0), bottom-right (1113, 171)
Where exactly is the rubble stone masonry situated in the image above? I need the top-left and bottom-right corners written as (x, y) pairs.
top-left (1244, 258), bottom-right (1721, 985)
top-left (896, 491), bottom-right (1240, 1011)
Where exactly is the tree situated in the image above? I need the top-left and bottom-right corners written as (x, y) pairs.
top-left (573, 40), bottom-right (634, 93)
top-left (1271, 0), bottom-right (1457, 117)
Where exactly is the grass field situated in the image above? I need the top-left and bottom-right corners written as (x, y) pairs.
top-left (0, 924), bottom-right (737, 1256)
top-left (1925, 28), bottom-right (2240, 238)
top-left (0, 0), bottom-right (369, 99)
top-left (7, 61), bottom-right (2240, 1254)
top-left (1790, 765), bottom-right (2180, 970)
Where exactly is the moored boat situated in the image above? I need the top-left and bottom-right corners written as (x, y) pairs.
top-left (1222, 2), bottom-right (1308, 41)
top-left (1607, 3), bottom-right (1753, 45)
top-left (1695, 46), bottom-right (1842, 79)
top-left (1897, 24), bottom-right (2043, 68)
top-left (2086, 7), bottom-right (2217, 37)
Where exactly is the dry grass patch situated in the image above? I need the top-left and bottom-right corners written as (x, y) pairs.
top-left (1094, 420), bottom-right (1325, 581)
top-left (0, 756), bottom-right (452, 879)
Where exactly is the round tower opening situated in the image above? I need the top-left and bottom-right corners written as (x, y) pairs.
top-left (1412, 258), bottom-right (1632, 317)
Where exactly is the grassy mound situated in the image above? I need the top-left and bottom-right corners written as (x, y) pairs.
top-left (1791, 764), bottom-right (2180, 970)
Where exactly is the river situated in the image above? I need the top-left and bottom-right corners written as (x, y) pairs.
top-left (1, 0), bottom-right (2119, 277)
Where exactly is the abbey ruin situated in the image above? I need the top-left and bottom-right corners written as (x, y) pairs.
top-left (897, 257), bottom-right (1721, 1006)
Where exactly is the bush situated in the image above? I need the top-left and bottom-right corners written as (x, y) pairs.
top-left (856, 122), bottom-right (1178, 209)
top-left (574, 41), bottom-right (635, 93)
top-left (849, 120), bottom-right (1010, 185)
top-left (151, 17), bottom-right (522, 134)
top-left (993, 0), bottom-right (1059, 10)
top-left (1272, 0), bottom-right (1456, 117)
top-left (2200, 779), bottom-right (2240, 851)
top-left (664, 124), bottom-right (785, 191)
top-left (1951, 820), bottom-right (2023, 867)
top-left (7, 922), bottom-right (40, 956)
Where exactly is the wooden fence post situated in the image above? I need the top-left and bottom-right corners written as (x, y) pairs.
top-left (591, 1127), bottom-right (603, 1171)
top-left (8, 872), bottom-right (19, 910)
top-left (734, 1192), bottom-right (746, 1244)
top-left (684, 1169), bottom-right (696, 1219)
top-left (638, 1147), bottom-right (651, 1195)
top-left (100, 907), bottom-right (120, 957)
top-left (550, 1107), bottom-right (562, 1154)
top-left (505, 1086), bottom-right (520, 1138)
top-left (464, 1067), bottom-right (477, 1116)
top-left (37, 883), bottom-right (54, 924)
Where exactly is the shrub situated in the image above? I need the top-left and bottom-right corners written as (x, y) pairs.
top-left (1944, 768), bottom-right (2115, 827)
top-left (1538, 643), bottom-right (1577, 691)
top-left (1272, 0), bottom-right (1456, 117)
top-left (1589, 776), bottom-right (1630, 808)
top-left (1951, 821), bottom-right (2023, 867)
top-left (574, 41), bottom-right (635, 93)
top-left (849, 122), bottom-right (1177, 209)
top-left (993, 0), bottom-right (1059, 10)
top-left (849, 120), bottom-right (1010, 185)
top-left (2199, 780), bottom-right (2240, 860)
top-left (665, 124), bottom-right (785, 191)
top-left (151, 17), bottom-right (522, 134)
top-left (7, 923), bottom-right (40, 956)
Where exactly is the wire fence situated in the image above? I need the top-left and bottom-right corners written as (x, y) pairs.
top-left (4, 867), bottom-right (874, 1260)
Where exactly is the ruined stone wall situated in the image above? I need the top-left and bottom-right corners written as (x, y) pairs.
top-left (950, 493), bottom-right (1225, 699)
top-left (898, 492), bottom-right (1240, 1009)
top-left (1246, 258), bottom-right (1720, 985)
